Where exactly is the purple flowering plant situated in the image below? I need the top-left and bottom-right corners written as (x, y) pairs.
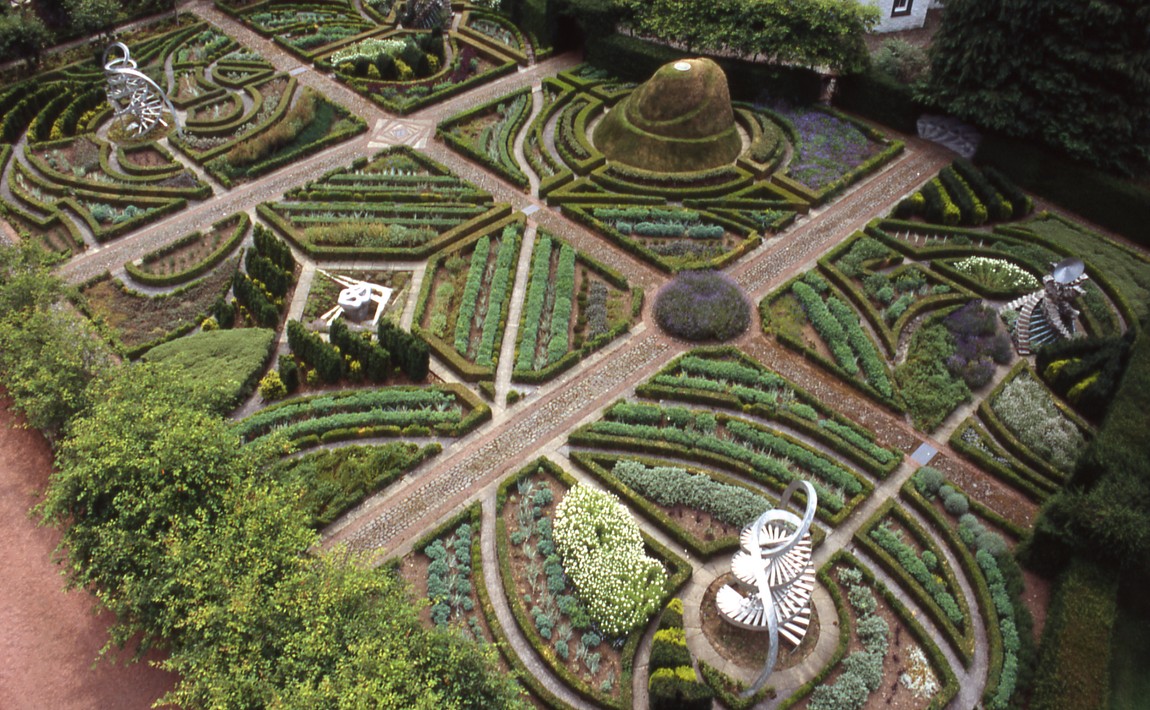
top-left (769, 104), bottom-right (879, 190)
top-left (654, 270), bottom-right (751, 342)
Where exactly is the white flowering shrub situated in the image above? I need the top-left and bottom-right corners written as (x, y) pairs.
top-left (952, 257), bottom-right (1039, 293)
top-left (553, 484), bottom-right (667, 637)
top-left (899, 645), bottom-right (940, 698)
top-left (330, 37), bottom-right (407, 66)
top-left (992, 375), bottom-right (1085, 473)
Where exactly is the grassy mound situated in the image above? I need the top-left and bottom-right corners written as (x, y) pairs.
top-left (142, 327), bottom-right (276, 412)
top-left (593, 58), bottom-right (742, 173)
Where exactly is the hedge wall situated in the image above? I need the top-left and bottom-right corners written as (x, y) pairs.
top-left (974, 134), bottom-right (1150, 251)
top-left (584, 34), bottom-right (821, 105)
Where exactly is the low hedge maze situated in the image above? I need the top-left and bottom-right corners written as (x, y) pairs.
top-left (259, 145), bottom-right (509, 260)
top-left (233, 384), bottom-right (490, 449)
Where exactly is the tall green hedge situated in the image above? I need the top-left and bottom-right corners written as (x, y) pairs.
top-left (584, 34), bottom-right (821, 104)
top-left (974, 134), bottom-right (1150, 250)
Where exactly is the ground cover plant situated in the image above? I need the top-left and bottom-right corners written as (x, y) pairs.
top-left (414, 220), bottom-right (523, 378)
top-left (272, 442), bottom-right (439, 527)
top-left (803, 555), bottom-right (954, 710)
top-left (989, 368), bottom-right (1087, 476)
top-left (297, 2), bottom-right (530, 115)
top-left (141, 327), bottom-right (275, 412)
top-left (171, 73), bottom-right (365, 187)
top-left (764, 270), bottom-right (899, 408)
top-left (259, 145), bottom-right (504, 259)
top-left (575, 453), bottom-right (766, 555)
top-left (767, 103), bottom-right (894, 197)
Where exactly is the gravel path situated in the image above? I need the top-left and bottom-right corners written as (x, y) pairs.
top-left (15, 7), bottom-right (1010, 706)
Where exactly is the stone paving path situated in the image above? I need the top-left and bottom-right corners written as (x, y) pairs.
top-left (32, 6), bottom-right (1012, 706)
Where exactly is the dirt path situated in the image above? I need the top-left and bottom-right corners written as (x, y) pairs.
top-left (0, 395), bottom-right (177, 710)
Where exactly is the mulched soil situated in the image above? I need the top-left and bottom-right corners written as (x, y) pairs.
top-left (700, 573), bottom-right (821, 672)
top-left (0, 394), bottom-right (177, 709)
top-left (788, 566), bottom-right (939, 710)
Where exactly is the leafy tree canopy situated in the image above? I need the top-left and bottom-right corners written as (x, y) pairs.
top-left (0, 244), bottom-right (111, 435)
top-left (926, 0), bottom-right (1150, 175)
top-left (38, 360), bottom-right (279, 649)
top-left (613, 0), bottom-right (879, 73)
top-left (38, 356), bottom-right (523, 706)
top-left (0, 9), bottom-right (52, 66)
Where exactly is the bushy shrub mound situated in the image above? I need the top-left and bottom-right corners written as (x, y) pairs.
top-left (654, 271), bottom-right (750, 341)
top-left (593, 58), bottom-right (742, 173)
top-left (553, 484), bottom-right (666, 638)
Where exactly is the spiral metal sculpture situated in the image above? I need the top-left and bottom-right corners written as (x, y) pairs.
top-left (103, 42), bottom-right (181, 138)
top-left (716, 480), bottom-right (817, 696)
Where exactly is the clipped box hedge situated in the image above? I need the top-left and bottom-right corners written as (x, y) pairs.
top-left (125, 212), bottom-right (249, 288)
top-left (853, 499), bottom-right (974, 667)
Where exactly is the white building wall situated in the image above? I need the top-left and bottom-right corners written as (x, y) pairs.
top-left (861, 0), bottom-right (932, 33)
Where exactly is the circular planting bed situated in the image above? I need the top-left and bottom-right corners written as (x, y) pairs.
top-left (654, 270), bottom-right (751, 341)
top-left (700, 573), bottom-right (821, 671)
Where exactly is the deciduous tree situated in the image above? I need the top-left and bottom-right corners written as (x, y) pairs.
top-left (926, 0), bottom-right (1150, 174)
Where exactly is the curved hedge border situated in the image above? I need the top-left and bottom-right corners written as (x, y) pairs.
top-left (818, 233), bottom-right (973, 357)
top-left (235, 383), bottom-right (490, 447)
top-left (853, 500), bottom-right (974, 667)
top-left (900, 482), bottom-right (1007, 704)
top-left (561, 203), bottom-right (761, 274)
top-left (439, 503), bottom-right (568, 709)
top-left (698, 659), bottom-right (778, 709)
top-left (114, 142), bottom-right (185, 178)
top-left (634, 346), bottom-right (902, 478)
top-left (338, 34), bottom-right (519, 115)
top-left (437, 86), bottom-right (532, 189)
top-left (979, 362), bottom-right (1093, 484)
top-left (948, 417), bottom-right (1056, 502)
top-left (569, 406), bottom-right (868, 526)
top-left (770, 557), bottom-right (851, 709)
top-left (494, 458), bottom-right (691, 710)
top-left (798, 551), bottom-right (959, 710)
top-left (125, 212), bottom-right (249, 287)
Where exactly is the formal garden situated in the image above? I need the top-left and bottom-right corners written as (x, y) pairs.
top-left (0, 0), bottom-right (1147, 708)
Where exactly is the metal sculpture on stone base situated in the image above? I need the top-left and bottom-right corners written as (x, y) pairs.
top-left (103, 42), bottom-right (181, 139)
top-left (318, 271), bottom-right (393, 328)
top-left (716, 480), bottom-right (817, 697)
top-left (1002, 257), bottom-right (1088, 355)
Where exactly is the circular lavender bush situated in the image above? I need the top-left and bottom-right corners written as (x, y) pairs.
top-left (654, 270), bottom-right (750, 341)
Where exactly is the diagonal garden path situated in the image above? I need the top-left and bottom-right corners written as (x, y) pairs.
top-left (34, 8), bottom-right (1017, 706)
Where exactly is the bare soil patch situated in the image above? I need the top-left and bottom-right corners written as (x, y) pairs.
top-left (0, 395), bottom-right (177, 709)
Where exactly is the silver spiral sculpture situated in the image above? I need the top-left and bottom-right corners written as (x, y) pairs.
top-left (716, 480), bottom-right (817, 696)
top-left (103, 42), bottom-right (181, 138)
